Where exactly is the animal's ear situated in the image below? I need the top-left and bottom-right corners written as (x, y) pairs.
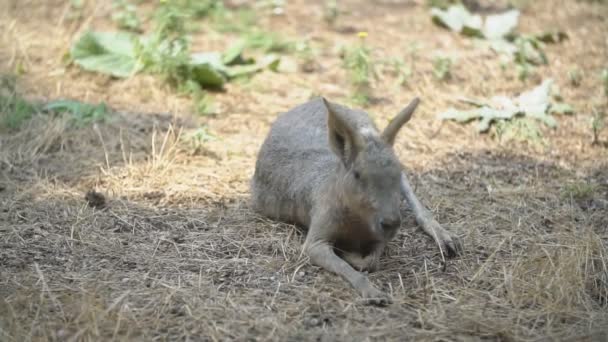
top-left (381, 97), bottom-right (420, 145)
top-left (322, 98), bottom-right (363, 166)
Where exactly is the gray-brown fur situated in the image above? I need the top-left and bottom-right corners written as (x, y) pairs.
top-left (251, 97), bottom-right (462, 305)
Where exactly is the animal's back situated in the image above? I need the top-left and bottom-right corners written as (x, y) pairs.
top-left (251, 98), bottom-right (337, 227)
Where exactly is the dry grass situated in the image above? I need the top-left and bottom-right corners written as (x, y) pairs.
top-left (1, 0), bottom-right (608, 341)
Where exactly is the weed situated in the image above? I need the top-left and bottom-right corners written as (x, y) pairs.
top-left (295, 40), bottom-right (317, 72)
top-left (591, 108), bottom-right (606, 146)
top-left (136, 2), bottom-right (192, 86)
top-left (568, 69), bottom-right (582, 87)
top-left (387, 58), bottom-right (413, 87)
top-left (514, 36), bottom-right (547, 81)
top-left (112, 0), bottom-right (141, 32)
top-left (44, 99), bottom-right (111, 126)
top-left (323, 0), bottom-right (339, 26)
top-left (495, 117), bottom-right (544, 145)
top-left (182, 125), bottom-right (217, 154)
top-left (0, 76), bottom-right (38, 129)
top-left (386, 44), bottom-right (417, 87)
top-left (342, 32), bottom-right (376, 105)
top-left (561, 181), bottom-right (597, 201)
top-left (433, 56), bottom-right (452, 81)
top-left (426, 0), bottom-right (456, 9)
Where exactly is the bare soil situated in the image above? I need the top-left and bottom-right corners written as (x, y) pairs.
top-left (1, 0), bottom-right (607, 341)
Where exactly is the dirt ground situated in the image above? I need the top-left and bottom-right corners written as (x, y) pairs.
top-left (1, 0), bottom-right (608, 341)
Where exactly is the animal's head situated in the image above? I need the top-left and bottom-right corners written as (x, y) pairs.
top-left (322, 97), bottom-right (420, 240)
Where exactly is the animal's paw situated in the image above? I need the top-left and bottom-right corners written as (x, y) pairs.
top-left (360, 285), bottom-right (392, 306)
top-left (343, 252), bottom-right (380, 273)
top-left (430, 220), bottom-right (463, 258)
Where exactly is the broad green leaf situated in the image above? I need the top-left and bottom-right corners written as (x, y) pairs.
top-left (222, 40), bottom-right (253, 66)
top-left (190, 65), bottom-right (226, 88)
top-left (189, 52), bottom-right (228, 88)
top-left (483, 10), bottom-right (519, 40)
top-left (438, 79), bottom-right (572, 133)
top-left (517, 78), bottom-right (552, 110)
top-left (70, 31), bottom-right (139, 78)
top-left (430, 5), bottom-right (482, 37)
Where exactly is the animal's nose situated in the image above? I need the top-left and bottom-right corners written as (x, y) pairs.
top-left (380, 217), bottom-right (401, 231)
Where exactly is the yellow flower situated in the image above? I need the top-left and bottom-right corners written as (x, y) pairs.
top-left (357, 31), bottom-right (368, 39)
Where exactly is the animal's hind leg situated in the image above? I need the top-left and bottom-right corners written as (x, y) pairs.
top-left (400, 172), bottom-right (463, 257)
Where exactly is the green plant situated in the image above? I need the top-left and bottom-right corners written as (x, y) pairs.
top-left (438, 78), bottom-right (573, 140)
top-left (179, 80), bottom-right (218, 116)
top-left (112, 0), bottom-right (141, 31)
top-left (568, 69), bottom-right (582, 87)
top-left (514, 35), bottom-right (547, 81)
top-left (591, 108), bottom-right (606, 146)
top-left (433, 56), bottom-right (452, 81)
top-left (389, 58), bottom-right (413, 87)
top-left (44, 99), bottom-right (111, 126)
top-left (343, 32), bottom-right (376, 105)
top-left (495, 117), bottom-right (543, 145)
top-left (561, 181), bottom-right (597, 201)
top-left (182, 125), bottom-right (217, 153)
top-left (323, 0), bottom-right (339, 25)
top-left (0, 76), bottom-right (38, 129)
top-left (426, 0), bottom-right (457, 9)
top-left (134, 1), bottom-right (195, 86)
top-left (294, 40), bottom-right (316, 72)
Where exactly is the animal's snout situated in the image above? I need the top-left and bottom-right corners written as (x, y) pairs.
top-left (379, 217), bottom-right (401, 231)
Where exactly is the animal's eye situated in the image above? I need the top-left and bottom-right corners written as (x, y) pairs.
top-left (353, 171), bottom-right (361, 180)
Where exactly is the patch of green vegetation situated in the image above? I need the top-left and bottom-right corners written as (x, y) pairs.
top-left (136, 2), bottom-right (193, 87)
top-left (568, 68), bottom-right (582, 87)
top-left (112, 0), bottom-right (141, 31)
top-left (561, 181), bottom-right (597, 201)
top-left (323, 0), bottom-right (339, 26)
top-left (0, 76), bottom-right (39, 129)
top-left (342, 32), bottom-right (377, 106)
top-left (182, 125), bottom-right (218, 154)
top-left (44, 99), bottom-right (111, 126)
top-left (438, 78), bottom-right (573, 143)
top-left (391, 58), bottom-right (413, 87)
top-left (425, 0), bottom-right (457, 9)
top-left (495, 117), bottom-right (543, 145)
top-left (591, 107), bottom-right (606, 146)
top-left (513, 35), bottom-right (547, 81)
top-left (433, 56), bottom-right (452, 81)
